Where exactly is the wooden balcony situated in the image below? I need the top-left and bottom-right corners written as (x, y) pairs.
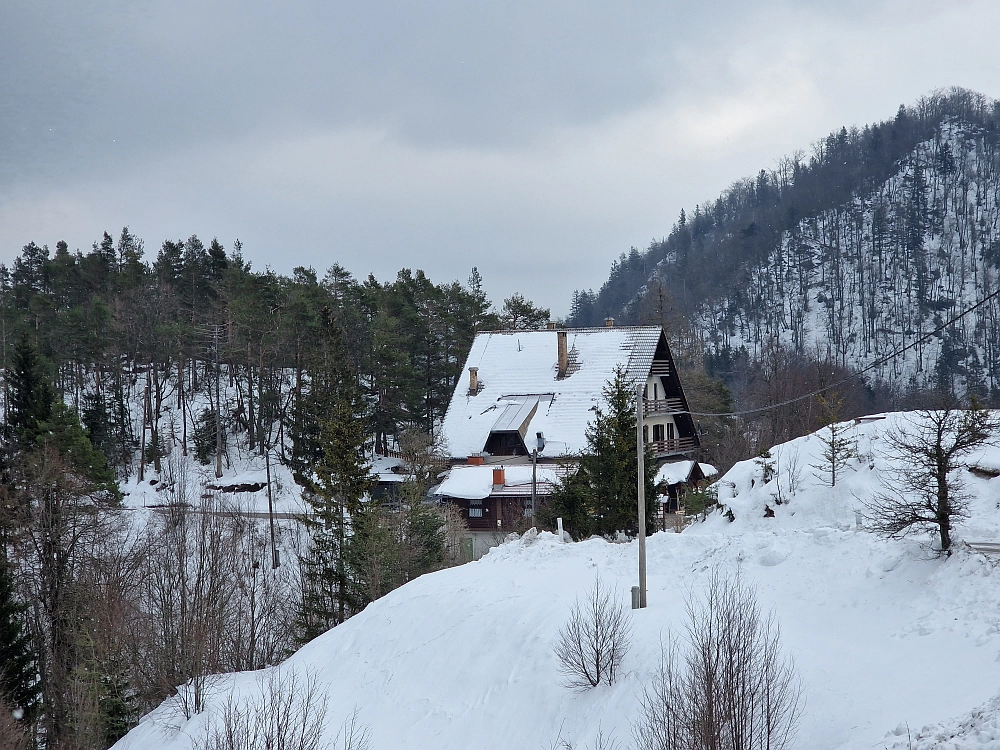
top-left (643, 398), bottom-right (685, 416)
top-left (646, 437), bottom-right (698, 456)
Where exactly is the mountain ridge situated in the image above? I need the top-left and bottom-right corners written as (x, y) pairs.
top-left (571, 88), bottom-right (1000, 398)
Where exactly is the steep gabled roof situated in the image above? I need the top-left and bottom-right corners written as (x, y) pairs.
top-left (441, 326), bottom-right (664, 458)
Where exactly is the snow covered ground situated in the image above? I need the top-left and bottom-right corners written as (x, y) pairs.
top-left (113, 412), bottom-right (1000, 750)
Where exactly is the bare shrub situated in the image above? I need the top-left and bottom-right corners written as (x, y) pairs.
top-left (546, 723), bottom-right (622, 750)
top-left (633, 638), bottom-right (685, 750)
top-left (784, 449), bottom-right (803, 498)
top-left (439, 501), bottom-right (471, 565)
top-left (334, 708), bottom-right (372, 750)
top-left (555, 578), bottom-right (631, 690)
top-left (194, 667), bottom-right (369, 750)
top-left (633, 571), bottom-right (802, 750)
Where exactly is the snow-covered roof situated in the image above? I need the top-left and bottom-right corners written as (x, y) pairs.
top-left (699, 463), bottom-right (718, 478)
top-left (656, 460), bottom-right (697, 486)
top-left (441, 327), bottom-right (663, 458)
top-left (371, 454), bottom-right (407, 483)
top-left (434, 465), bottom-right (563, 500)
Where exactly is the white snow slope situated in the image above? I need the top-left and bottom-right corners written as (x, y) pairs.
top-left (114, 412), bottom-right (1000, 750)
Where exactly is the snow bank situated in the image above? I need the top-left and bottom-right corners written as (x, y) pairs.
top-left (889, 693), bottom-right (1000, 749)
top-left (113, 412), bottom-right (1000, 750)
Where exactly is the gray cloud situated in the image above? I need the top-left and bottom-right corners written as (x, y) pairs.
top-left (1, 0), bottom-right (999, 312)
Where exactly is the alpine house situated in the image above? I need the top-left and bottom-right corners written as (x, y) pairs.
top-left (436, 321), bottom-right (700, 544)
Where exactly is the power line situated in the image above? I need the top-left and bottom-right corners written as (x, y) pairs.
top-left (682, 285), bottom-right (1000, 418)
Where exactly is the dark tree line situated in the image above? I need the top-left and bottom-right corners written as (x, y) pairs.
top-left (0, 231), bottom-right (523, 478)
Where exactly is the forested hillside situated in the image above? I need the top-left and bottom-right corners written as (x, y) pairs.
top-left (0, 233), bottom-right (527, 469)
top-left (0, 233), bottom-right (556, 749)
top-left (571, 88), bottom-right (1000, 403)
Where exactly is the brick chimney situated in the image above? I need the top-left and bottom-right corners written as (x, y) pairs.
top-left (546, 321), bottom-right (556, 330)
top-left (557, 330), bottom-right (568, 378)
top-left (469, 367), bottom-right (479, 393)
top-left (492, 467), bottom-right (505, 489)
top-left (468, 454), bottom-right (484, 466)
top-left (604, 317), bottom-right (615, 327)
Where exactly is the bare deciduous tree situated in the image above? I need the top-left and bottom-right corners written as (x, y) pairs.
top-left (633, 571), bottom-right (802, 750)
top-left (555, 578), bottom-right (631, 690)
top-left (137, 463), bottom-right (300, 720)
top-left (863, 405), bottom-right (997, 552)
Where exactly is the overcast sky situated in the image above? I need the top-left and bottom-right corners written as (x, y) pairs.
top-left (2, 0), bottom-right (999, 315)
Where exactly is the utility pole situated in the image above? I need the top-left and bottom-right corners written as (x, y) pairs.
top-left (214, 325), bottom-right (223, 479)
top-left (531, 447), bottom-right (537, 527)
top-left (265, 447), bottom-right (279, 568)
top-left (636, 382), bottom-right (647, 608)
top-left (139, 376), bottom-right (149, 482)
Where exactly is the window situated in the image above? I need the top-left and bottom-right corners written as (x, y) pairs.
top-left (469, 499), bottom-right (483, 518)
top-left (652, 424), bottom-right (665, 441)
top-left (653, 383), bottom-right (659, 400)
top-left (643, 425), bottom-right (649, 442)
top-left (666, 422), bottom-right (675, 441)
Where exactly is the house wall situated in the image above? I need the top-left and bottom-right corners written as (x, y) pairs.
top-left (643, 374), bottom-right (679, 438)
top-left (444, 495), bottom-right (540, 532)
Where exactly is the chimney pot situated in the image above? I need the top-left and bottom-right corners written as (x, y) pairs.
top-left (469, 367), bottom-right (479, 393)
top-left (604, 317), bottom-right (615, 327)
top-left (557, 330), bottom-right (568, 378)
top-left (546, 321), bottom-right (556, 330)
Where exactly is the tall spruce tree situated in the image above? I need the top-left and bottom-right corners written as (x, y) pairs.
top-left (295, 310), bottom-right (375, 642)
top-left (6, 333), bottom-right (54, 449)
top-left (542, 366), bottom-right (657, 538)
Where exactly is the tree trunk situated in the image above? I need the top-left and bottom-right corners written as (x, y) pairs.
top-left (247, 344), bottom-right (255, 452)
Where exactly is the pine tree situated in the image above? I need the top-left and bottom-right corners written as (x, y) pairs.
top-left (499, 292), bottom-right (550, 331)
top-left (6, 333), bottom-right (54, 449)
top-left (811, 394), bottom-right (856, 487)
top-left (0, 553), bottom-right (39, 722)
top-left (295, 312), bottom-right (375, 642)
top-left (542, 367), bottom-right (657, 538)
top-left (297, 407), bottom-right (375, 641)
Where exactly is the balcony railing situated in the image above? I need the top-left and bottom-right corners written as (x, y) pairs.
top-left (644, 398), bottom-right (685, 416)
top-left (646, 437), bottom-right (698, 456)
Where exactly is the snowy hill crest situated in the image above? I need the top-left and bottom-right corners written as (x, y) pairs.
top-left (114, 413), bottom-right (1000, 750)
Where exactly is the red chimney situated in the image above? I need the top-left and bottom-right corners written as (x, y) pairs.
top-left (468, 454), bottom-right (484, 466)
top-left (492, 467), bottom-right (505, 488)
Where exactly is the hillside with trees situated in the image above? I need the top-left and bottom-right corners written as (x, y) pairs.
top-left (570, 88), bottom-right (1000, 454)
top-left (0, 233), bottom-right (557, 748)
